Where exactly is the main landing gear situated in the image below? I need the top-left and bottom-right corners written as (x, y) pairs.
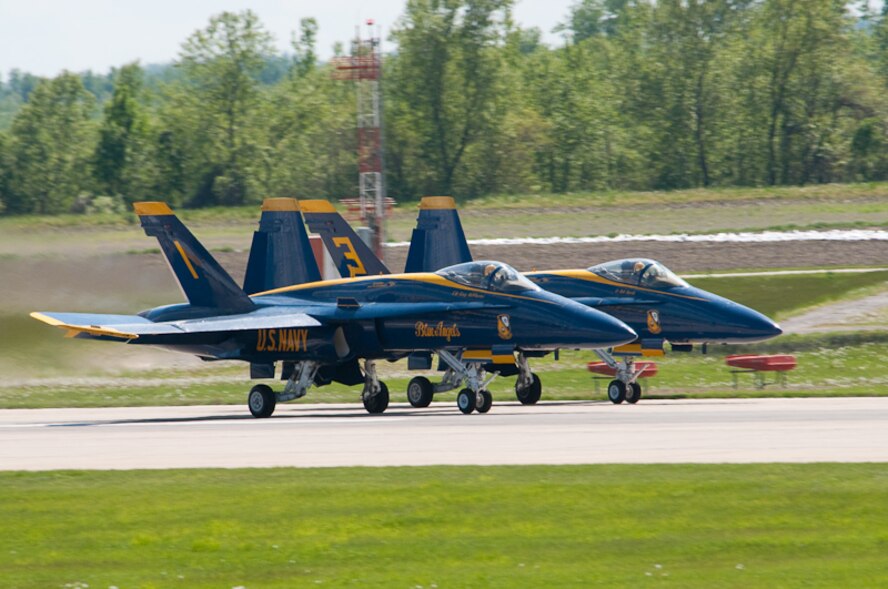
top-left (247, 361), bottom-right (319, 418)
top-left (412, 350), bottom-right (498, 414)
top-left (514, 352), bottom-right (542, 405)
top-left (595, 350), bottom-right (643, 405)
top-left (361, 359), bottom-right (389, 414)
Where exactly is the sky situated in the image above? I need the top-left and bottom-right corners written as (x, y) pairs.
top-left (0, 0), bottom-right (576, 80)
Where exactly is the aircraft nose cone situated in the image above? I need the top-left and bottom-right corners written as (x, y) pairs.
top-left (574, 306), bottom-right (638, 348)
top-left (735, 306), bottom-right (783, 341)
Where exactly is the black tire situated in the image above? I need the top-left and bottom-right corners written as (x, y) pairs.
top-left (515, 373), bottom-right (542, 405)
top-left (626, 382), bottom-right (642, 404)
top-left (457, 388), bottom-right (476, 414)
top-left (362, 381), bottom-right (390, 414)
top-left (248, 384), bottom-right (276, 418)
top-left (476, 390), bottom-right (493, 413)
top-left (407, 376), bottom-right (434, 408)
top-left (607, 380), bottom-right (626, 404)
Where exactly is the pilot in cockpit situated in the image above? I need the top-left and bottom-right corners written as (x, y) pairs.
top-left (484, 263), bottom-right (507, 290)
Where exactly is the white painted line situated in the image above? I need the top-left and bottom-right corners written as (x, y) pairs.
top-left (386, 229), bottom-right (888, 248)
top-left (683, 267), bottom-right (888, 279)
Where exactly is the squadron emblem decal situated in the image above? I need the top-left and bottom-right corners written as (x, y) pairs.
top-left (646, 309), bottom-right (662, 335)
top-left (497, 314), bottom-right (513, 340)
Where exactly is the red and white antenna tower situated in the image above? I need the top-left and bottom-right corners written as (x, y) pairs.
top-left (331, 19), bottom-right (389, 260)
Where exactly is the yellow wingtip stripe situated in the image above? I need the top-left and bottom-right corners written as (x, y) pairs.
top-left (30, 312), bottom-right (63, 326)
top-left (133, 202), bottom-right (174, 216)
top-left (299, 199), bottom-right (337, 213)
top-left (261, 198), bottom-right (300, 212)
top-left (419, 196), bottom-right (456, 210)
top-left (30, 313), bottom-right (139, 340)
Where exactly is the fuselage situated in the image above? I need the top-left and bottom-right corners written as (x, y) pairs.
top-left (528, 269), bottom-right (782, 344)
top-left (135, 270), bottom-right (637, 363)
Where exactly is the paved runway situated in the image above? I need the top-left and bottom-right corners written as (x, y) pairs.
top-left (1, 398), bottom-right (886, 470)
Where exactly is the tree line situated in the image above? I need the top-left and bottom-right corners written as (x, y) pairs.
top-left (1, 0), bottom-right (888, 216)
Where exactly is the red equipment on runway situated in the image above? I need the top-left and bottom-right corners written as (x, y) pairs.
top-left (726, 354), bottom-right (797, 371)
top-left (587, 361), bottom-right (658, 378)
top-left (726, 354), bottom-right (796, 388)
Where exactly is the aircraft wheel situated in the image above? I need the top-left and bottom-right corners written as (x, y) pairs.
top-left (476, 390), bottom-right (493, 413)
top-left (457, 388), bottom-right (476, 414)
top-left (362, 381), bottom-right (390, 414)
top-left (607, 380), bottom-right (626, 404)
top-left (248, 384), bottom-right (276, 418)
top-left (626, 382), bottom-right (642, 404)
top-left (407, 376), bottom-right (434, 408)
top-left (515, 373), bottom-right (542, 405)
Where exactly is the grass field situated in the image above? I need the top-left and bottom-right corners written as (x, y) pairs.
top-left (1, 333), bottom-right (886, 409)
top-left (0, 183), bottom-right (886, 255)
top-left (691, 269), bottom-right (888, 319)
top-left (1, 465), bottom-right (886, 588)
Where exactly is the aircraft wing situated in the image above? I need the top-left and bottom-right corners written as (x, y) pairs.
top-left (33, 300), bottom-right (506, 340)
top-left (31, 309), bottom-right (322, 340)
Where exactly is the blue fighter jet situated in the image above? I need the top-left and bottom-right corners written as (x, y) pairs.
top-left (31, 200), bottom-right (636, 416)
top-left (302, 197), bottom-right (781, 407)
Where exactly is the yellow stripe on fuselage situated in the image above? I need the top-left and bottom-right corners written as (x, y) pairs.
top-left (254, 273), bottom-right (555, 305)
top-left (463, 350), bottom-right (515, 363)
top-left (613, 343), bottom-right (665, 357)
top-left (527, 270), bottom-right (707, 302)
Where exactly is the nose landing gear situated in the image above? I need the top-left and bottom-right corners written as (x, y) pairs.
top-left (596, 350), bottom-right (645, 405)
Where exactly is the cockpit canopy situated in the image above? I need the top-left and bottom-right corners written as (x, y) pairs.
top-left (437, 261), bottom-right (541, 293)
top-left (588, 259), bottom-right (689, 289)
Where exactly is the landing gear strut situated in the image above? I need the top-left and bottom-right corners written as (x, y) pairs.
top-left (246, 361), bottom-right (319, 418)
top-left (595, 349), bottom-right (644, 405)
top-left (361, 359), bottom-right (389, 414)
top-left (514, 352), bottom-right (542, 405)
top-left (436, 350), bottom-right (498, 414)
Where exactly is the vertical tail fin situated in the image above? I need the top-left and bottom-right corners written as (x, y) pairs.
top-left (404, 196), bottom-right (473, 273)
top-left (134, 202), bottom-right (254, 312)
top-left (301, 200), bottom-right (391, 278)
top-left (242, 198), bottom-right (322, 295)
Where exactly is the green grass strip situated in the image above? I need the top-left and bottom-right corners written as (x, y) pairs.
top-left (1, 465), bottom-right (887, 588)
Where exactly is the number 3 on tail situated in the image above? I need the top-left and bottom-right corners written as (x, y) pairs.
top-left (332, 237), bottom-right (367, 278)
